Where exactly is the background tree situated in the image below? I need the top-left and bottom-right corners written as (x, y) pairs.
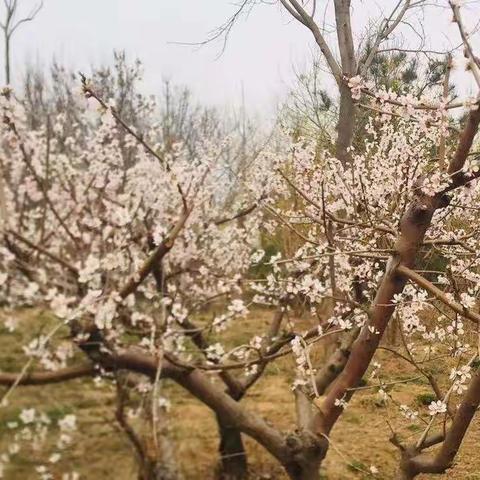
top-left (0, 0), bottom-right (42, 84)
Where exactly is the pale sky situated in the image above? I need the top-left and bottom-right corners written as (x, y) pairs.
top-left (6, 1), bottom-right (480, 119)
top-left (9, 0), bottom-right (314, 117)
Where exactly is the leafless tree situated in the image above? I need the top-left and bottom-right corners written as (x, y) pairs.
top-left (0, 0), bottom-right (43, 84)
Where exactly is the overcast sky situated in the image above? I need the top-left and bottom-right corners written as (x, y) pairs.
top-left (6, 1), bottom-right (480, 119)
top-left (9, 0), bottom-right (315, 117)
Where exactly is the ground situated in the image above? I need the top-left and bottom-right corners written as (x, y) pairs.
top-left (1, 309), bottom-right (479, 480)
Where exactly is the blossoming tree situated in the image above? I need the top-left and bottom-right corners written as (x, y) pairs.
top-left (3, 1), bottom-right (480, 480)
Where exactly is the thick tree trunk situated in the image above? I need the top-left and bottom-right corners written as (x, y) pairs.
top-left (282, 432), bottom-right (327, 480)
top-left (284, 459), bottom-right (322, 480)
top-left (216, 415), bottom-right (248, 480)
top-left (397, 469), bottom-right (415, 480)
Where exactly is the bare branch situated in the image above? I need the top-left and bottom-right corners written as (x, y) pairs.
top-left (0, 364), bottom-right (95, 386)
top-left (281, 0), bottom-right (343, 84)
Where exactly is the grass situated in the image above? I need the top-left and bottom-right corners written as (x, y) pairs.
top-left (1, 308), bottom-right (480, 479)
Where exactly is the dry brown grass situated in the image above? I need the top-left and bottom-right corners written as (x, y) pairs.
top-left (1, 309), bottom-right (480, 479)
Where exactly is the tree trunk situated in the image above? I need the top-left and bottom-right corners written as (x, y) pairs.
top-left (397, 452), bottom-right (419, 480)
top-left (335, 83), bottom-right (355, 165)
top-left (285, 461), bottom-right (322, 480)
top-left (397, 469), bottom-right (415, 480)
top-left (4, 34), bottom-right (10, 85)
top-left (136, 431), bottom-right (183, 480)
top-left (216, 414), bottom-right (248, 480)
top-left (138, 460), bottom-right (181, 480)
top-left (386, 314), bottom-right (399, 346)
top-left (282, 432), bottom-right (327, 480)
